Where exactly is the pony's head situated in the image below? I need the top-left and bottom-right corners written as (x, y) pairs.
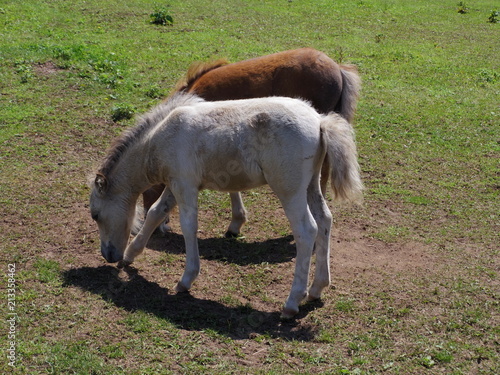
top-left (89, 92), bottom-right (205, 263)
top-left (89, 173), bottom-right (137, 263)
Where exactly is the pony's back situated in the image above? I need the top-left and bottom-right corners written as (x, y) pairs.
top-left (171, 48), bottom-right (360, 116)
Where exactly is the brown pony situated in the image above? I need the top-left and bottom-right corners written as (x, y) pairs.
top-left (174, 48), bottom-right (360, 120)
top-left (142, 48), bottom-right (361, 234)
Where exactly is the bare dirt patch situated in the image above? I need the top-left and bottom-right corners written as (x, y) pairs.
top-left (33, 61), bottom-right (63, 76)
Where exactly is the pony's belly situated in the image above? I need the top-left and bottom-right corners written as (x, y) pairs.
top-left (200, 165), bottom-right (266, 192)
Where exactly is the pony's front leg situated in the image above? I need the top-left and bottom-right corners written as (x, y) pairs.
top-left (172, 185), bottom-right (200, 293)
top-left (120, 188), bottom-right (176, 266)
top-left (225, 192), bottom-right (247, 237)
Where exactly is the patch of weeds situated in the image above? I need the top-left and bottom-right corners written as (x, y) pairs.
top-left (111, 104), bottom-right (136, 122)
top-left (382, 361), bottom-right (395, 371)
top-left (100, 343), bottom-right (125, 359)
top-left (472, 345), bottom-right (495, 363)
top-left (457, 2), bottom-right (469, 14)
top-left (145, 84), bottom-right (165, 99)
top-left (89, 56), bottom-right (123, 87)
top-left (219, 295), bottom-right (241, 307)
top-left (432, 348), bottom-right (453, 364)
top-left (51, 45), bottom-right (84, 61)
top-left (347, 341), bottom-right (361, 356)
top-left (50, 44), bottom-right (126, 87)
top-left (405, 195), bottom-right (431, 205)
top-left (241, 267), bottom-right (271, 292)
top-left (394, 306), bottom-right (411, 317)
top-left (150, 6), bottom-right (174, 26)
top-left (374, 33), bottom-right (385, 43)
top-left (14, 62), bottom-right (34, 83)
top-left (33, 258), bottom-right (63, 296)
top-left (335, 297), bottom-right (356, 313)
top-left (488, 10), bottom-right (499, 23)
top-left (419, 355), bottom-right (435, 368)
top-left (43, 341), bottom-right (107, 373)
top-left (33, 258), bottom-right (61, 284)
top-left (372, 225), bottom-right (410, 242)
top-left (180, 361), bottom-right (209, 373)
top-left (334, 368), bottom-right (354, 375)
top-left (17, 287), bottom-right (38, 303)
top-left (251, 333), bottom-right (270, 344)
top-left (194, 351), bottom-right (218, 365)
top-left (478, 68), bottom-right (499, 84)
top-left (122, 311), bottom-right (152, 333)
top-left (316, 329), bottom-right (336, 344)
top-left (296, 350), bottom-right (328, 365)
top-left (95, 72), bottom-right (122, 87)
top-left (89, 57), bottom-right (119, 74)
top-left (202, 328), bottom-right (232, 344)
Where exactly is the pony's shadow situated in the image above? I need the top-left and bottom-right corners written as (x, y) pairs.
top-left (146, 232), bottom-right (297, 266)
top-left (62, 265), bottom-right (322, 341)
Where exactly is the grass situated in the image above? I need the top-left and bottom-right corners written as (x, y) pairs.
top-left (1, 0), bottom-right (499, 374)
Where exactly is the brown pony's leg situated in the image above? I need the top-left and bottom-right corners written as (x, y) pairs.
top-left (143, 184), bottom-right (166, 212)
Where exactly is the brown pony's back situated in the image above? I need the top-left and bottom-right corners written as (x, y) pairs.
top-left (175, 48), bottom-right (360, 118)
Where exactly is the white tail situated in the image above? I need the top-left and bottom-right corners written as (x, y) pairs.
top-left (320, 114), bottom-right (363, 202)
top-left (335, 65), bottom-right (362, 123)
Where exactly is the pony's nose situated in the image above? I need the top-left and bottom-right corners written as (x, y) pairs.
top-left (100, 242), bottom-right (123, 263)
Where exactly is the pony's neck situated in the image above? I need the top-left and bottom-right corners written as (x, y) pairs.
top-left (109, 143), bottom-right (153, 197)
top-left (101, 93), bottom-right (205, 196)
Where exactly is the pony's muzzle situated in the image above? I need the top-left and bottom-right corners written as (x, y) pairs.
top-left (100, 242), bottom-right (123, 263)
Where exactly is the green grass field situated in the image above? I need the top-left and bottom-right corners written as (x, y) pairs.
top-left (1, 0), bottom-right (499, 373)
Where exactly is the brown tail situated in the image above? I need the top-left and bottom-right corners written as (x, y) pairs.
top-left (334, 64), bottom-right (361, 123)
top-left (172, 59), bottom-right (230, 93)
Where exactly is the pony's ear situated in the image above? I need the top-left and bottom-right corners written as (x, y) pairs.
top-left (95, 174), bottom-right (108, 194)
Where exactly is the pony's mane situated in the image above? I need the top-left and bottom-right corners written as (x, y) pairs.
top-left (98, 93), bottom-right (204, 177)
top-left (172, 58), bottom-right (230, 93)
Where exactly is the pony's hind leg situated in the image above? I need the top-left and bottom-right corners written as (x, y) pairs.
top-left (279, 193), bottom-right (318, 319)
top-left (121, 188), bottom-right (177, 266)
top-left (320, 158), bottom-right (330, 197)
top-left (306, 179), bottom-right (333, 301)
top-left (225, 192), bottom-right (248, 237)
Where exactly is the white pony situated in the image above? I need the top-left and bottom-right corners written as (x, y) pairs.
top-left (89, 93), bottom-right (362, 318)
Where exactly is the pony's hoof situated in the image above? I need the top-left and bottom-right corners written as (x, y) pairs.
top-left (224, 230), bottom-right (240, 238)
top-left (280, 307), bottom-right (299, 320)
top-left (154, 223), bottom-right (172, 236)
top-left (117, 260), bottom-right (132, 269)
top-left (175, 282), bottom-right (189, 293)
top-left (159, 223), bottom-right (172, 233)
top-left (225, 231), bottom-right (245, 239)
top-left (306, 293), bottom-right (320, 302)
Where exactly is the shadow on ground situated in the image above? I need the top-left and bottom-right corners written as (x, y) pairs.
top-left (62, 264), bottom-right (323, 341)
top-left (146, 232), bottom-right (296, 266)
